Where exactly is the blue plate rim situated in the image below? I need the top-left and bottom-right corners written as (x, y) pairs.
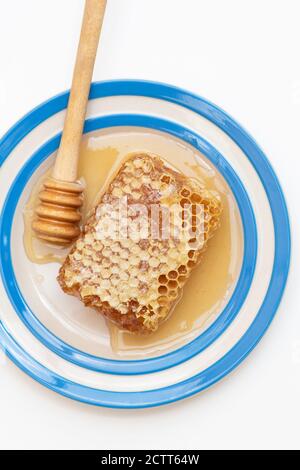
top-left (0, 80), bottom-right (291, 408)
top-left (0, 114), bottom-right (257, 375)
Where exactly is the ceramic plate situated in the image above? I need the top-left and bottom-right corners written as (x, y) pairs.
top-left (0, 80), bottom-right (290, 408)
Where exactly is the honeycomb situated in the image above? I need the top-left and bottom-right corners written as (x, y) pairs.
top-left (58, 153), bottom-right (222, 334)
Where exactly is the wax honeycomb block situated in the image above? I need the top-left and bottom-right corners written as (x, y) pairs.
top-left (58, 153), bottom-right (222, 334)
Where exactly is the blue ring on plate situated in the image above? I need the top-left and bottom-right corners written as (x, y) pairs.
top-left (0, 80), bottom-right (290, 407)
top-left (0, 114), bottom-right (257, 374)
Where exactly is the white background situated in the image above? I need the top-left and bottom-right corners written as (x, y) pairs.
top-left (0, 0), bottom-right (299, 451)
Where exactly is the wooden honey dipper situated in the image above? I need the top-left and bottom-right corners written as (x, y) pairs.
top-left (32, 0), bottom-right (107, 246)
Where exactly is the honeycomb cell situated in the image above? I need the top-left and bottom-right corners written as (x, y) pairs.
top-left (191, 193), bottom-right (202, 203)
top-left (129, 278), bottom-right (139, 288)
top-left (158, 306), bottom-right (169, 317)
top-left (110, 275), bottom-right (119, 286)
top-left (130, 179), bottom-right (140, 189)
top-left (158, 274), bottom-right (168, 284)
top-left (120, 260), bottom-right (130, 271)
top-left (100, 269), bottom-right (111, 279)
top-left (178, 265), bottom-right (187, 275)
top-left (111, 242), bottom-right (120, 253)
top-left (180, 198), bottom-right (190, 208)
top-left (178, 275), bottom-right (186, 284)
top-left (161, 175), bottom-right (171, 184)
top-left (92, 264), bottom-right (101, 273)
top-left (167, 270), bottom-right (178, 280)
top-left (131, 191), bottom-right (141, 200)
top-left (181, 188), bottom-right (191, 198)
top-left (123, 175), bottom-right (131, 184)
top-left (102, 258), bottom-right (111, 269)
top-left (130, 267), bottom-right (139, 278)
top-left (158, 296), bottom-right (169, 306)
top-left (100, 279), bottom-right (111, 290)
top-left (119, 249), bottom-right (129, 260)
top-left (189, 227), bottom-right (197, 236)
top-left (168, 248), bottom-right (179, 259)
top-left (112, 187), bottom-right (123, 198)
top-left (158, 285), bottom-right (168, 295)
top-left (119, 271), bottom-right (129, 281)
top-left (149, 257), bottom-right (160, 268)
top-left (73, 252), bottom-right (82, 261)
top-left (102, 248), bottom-right (112, 258)
top-left (129, 255), bottom-right (140, 267)
top-left (168, 280), bottom-right (178, 290)
top-left (169, 290), bottom-right (178, 298)
top-left (142, 175), bottom-right (151, 185)
top-left (187, 260), bottom-right (196, 269)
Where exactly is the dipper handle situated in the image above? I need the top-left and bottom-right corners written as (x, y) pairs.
top-left (33, 0), bottom-right (107, 245)
top-left (53, 0), bottom-right (107, 182)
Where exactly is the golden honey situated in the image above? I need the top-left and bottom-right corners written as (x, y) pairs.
top-left (58, 153), bottom-right (222, 333)
top-left (23, 128), bottom-right (243, 357)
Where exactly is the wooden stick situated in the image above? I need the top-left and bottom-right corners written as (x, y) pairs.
top-left (53, 0), bottom-right (107, 182)
top-left (33, 0), bottom-right (107, 245)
